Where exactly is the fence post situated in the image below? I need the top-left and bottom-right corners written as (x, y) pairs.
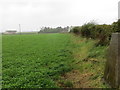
top-left (104, 33), bottom-right (120, 88)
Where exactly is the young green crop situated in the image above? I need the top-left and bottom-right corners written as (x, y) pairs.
top-left (2, 34), bottom-right (73, 88)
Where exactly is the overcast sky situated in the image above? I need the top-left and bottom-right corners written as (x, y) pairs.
top-left (0, 0), bottom-right (119, 32)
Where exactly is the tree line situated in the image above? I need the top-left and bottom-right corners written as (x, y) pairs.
top-left (38, 26), bottom-right (69, 33)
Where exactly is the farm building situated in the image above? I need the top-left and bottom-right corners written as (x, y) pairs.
top-left (4, 30), bottom-right (17, 34)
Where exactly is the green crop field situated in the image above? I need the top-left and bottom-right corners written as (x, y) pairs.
top-left (2, 34), bottom-right (74, 88)
top-left (2, 33), bottom-right (108, 88)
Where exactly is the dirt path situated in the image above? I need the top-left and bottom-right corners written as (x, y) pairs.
top-left (58, 70), bottom-right (94, 88)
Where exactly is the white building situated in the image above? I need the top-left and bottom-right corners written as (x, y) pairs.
top-left (4, 30), bottom-right (17, 34)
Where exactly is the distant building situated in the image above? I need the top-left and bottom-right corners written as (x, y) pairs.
top-left (4, 30), bottom-right (17, 34)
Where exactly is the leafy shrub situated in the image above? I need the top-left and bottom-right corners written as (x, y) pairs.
top-left (70, 26), bottom-right (81, 34)
top-left (81, 22), bottom-right (96, 38)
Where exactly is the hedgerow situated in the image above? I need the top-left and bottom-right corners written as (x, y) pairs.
top-left (70, 19), bottom-right (119, 45)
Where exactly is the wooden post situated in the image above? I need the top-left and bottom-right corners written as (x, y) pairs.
top-left (104, 33), bottom-right (120, 88)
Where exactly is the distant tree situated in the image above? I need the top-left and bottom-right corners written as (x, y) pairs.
top-left (38, 26), bottom-right (69, 33)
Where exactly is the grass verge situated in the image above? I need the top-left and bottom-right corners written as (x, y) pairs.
top-left (58, 34), bottom-right (109, 88)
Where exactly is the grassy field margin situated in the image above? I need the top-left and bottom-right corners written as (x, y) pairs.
top-left (58, 34), bottom-right (109, 88)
